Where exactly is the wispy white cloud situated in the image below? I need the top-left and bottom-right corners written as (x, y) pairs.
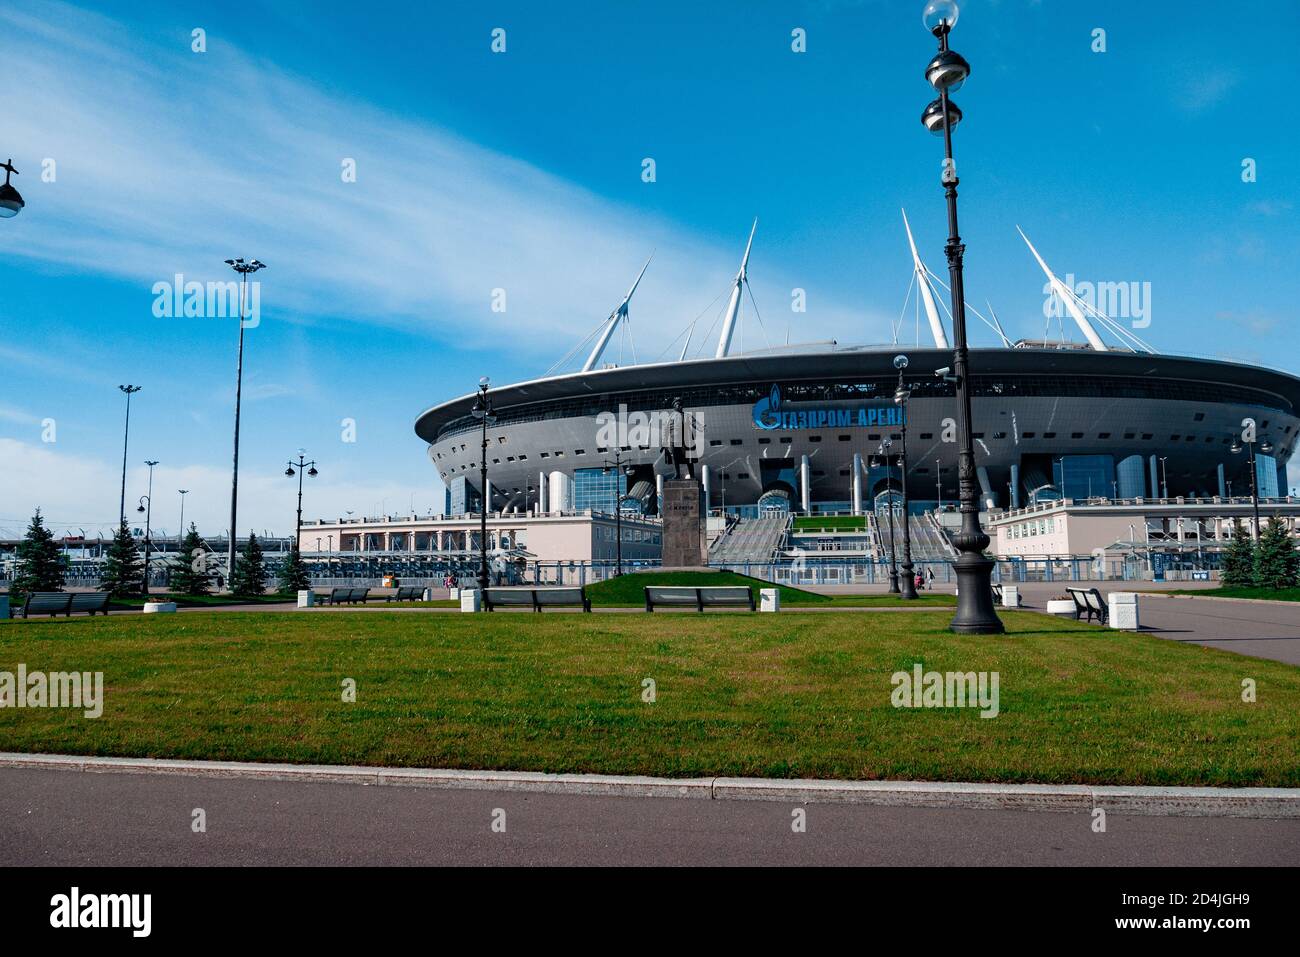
top-left (0, 1), bottom-right (882, 365)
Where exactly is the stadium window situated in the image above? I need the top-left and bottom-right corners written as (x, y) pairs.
top-left (737, 473), bottom-right (749, 480)
top-left (730, 439), bottom-right (743, 446)
top-left (555, 451), bottom-right (565, 457)
top-left (992, 432), bottom-right (1007, 439)
top-left (919, 433), bottom-right (933, 440)
top-left (869, 434), bottom-right (881, 441)
top-left (810, 435), bottom-right (822, 442)
top-left (518, 454), bottom-right (527, 460)
top-left (1193, 412), bottom-right (1205, 421)
top-left (498, 436), bottom-right (507, 444)
top-left (839, 469), bottom-right (850, 476)
top-left (838, 435), bottom-right (851, 442)
top-left (1097, 433), bottom-right (1110, 439)
top-left (972, 433), bottom-right (984, 439)
top-left (758, 438), bottom-right (771, 444)
top-left (1123, 433), bottom-right (1135, 440)
top-left (1071, 432), bottom-right (1084, 439)
top-left (780, 437), bottom-right (792, 444)
top-left (506, 456), bottom-right (515, 462)
top-left (1023, 432), bottom-right (1035, 438)
top-left (709, 439), bottom-right (723, 446)
top-left (1185, 435), bottom-right (1195, 442)
top-left (916, 467), bottom-right (930, 473)
top-left (574, 449), bottom-right (585, 455)
top-left (1043, 432), bottom-right (1057, 439)
top-left (1142, 433), bottom-right (1152, 440)
top-left (540, 452), bottom-right (549, 458)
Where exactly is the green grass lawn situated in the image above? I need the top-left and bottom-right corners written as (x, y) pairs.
top-left (1162, 586), bottom-right (1300, 602)
top-left (792, 515), bottom-right (867, 531)
top-left (583, 570), bottom-right (954, 607)
top-left (1, 610), bottom-right (1295, 786)
top-left (107, 594), bottom-right (297, 609)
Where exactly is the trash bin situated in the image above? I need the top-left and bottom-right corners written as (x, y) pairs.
top-left (382, 574), bottom-right (396, 588)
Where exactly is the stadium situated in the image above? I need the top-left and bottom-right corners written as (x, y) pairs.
top-left (415, 225), bottom-right (1300, 528)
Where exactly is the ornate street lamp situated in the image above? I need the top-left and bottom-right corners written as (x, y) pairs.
top-left (602, 449), bottom-right (636, 576)
top-left (285, 450), bottom-right (319, 549)
top-left (471, 377), bottom-right (498, 592)
top-left (919, 0), bottom-right (1003, 632)
top-left (136, 460), bottom-right (159, 595)
top-left (223, 257), bottom-right (266, 585)
top-left (0, 159), bottom-right (24, 218)
top-left (1231, 435), bottom-right (1273, 540)
top-left (894, 355), bottom-right (918, 599)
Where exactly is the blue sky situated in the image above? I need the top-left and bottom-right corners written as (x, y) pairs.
top-left (1, 0), bottom-right (1297, 537)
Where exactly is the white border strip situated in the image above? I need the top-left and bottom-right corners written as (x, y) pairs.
top-left (4, 752), bottom-right (1297, 817)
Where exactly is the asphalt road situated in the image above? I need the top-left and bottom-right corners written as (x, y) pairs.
top-left (3, 767), bottom-right (1296, 866)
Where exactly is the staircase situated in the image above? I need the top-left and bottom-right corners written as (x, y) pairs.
top-left (710, 513), bottom-right (789, 563)
top-left (874, 511), bottom-right (957, 562)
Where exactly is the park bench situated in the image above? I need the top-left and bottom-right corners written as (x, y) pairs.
top-left (991, 582), bottom-right (1003, 603)
top-left (644, 585), bottom-right (756, 612)
top-left (1065, 586), bottom-right (1108, 624)
top-left (69, 592), bottom-right (111, 616)
top-left (324, 587), bottom-right (371, 605)
top-left (483, 586), bottom-right (591, 612)
top-left (15, 592), bottom-right (74, 618)
top-left (385, 586), bottom-right (424, 602)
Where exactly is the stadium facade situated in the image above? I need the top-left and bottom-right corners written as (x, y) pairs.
top-left (415, 225), bottom-right (1300, 521)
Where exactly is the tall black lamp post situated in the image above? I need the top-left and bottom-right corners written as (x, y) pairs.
top-left (471, 377), bottom-right (498, 591)
top-left (602, 448), bottom-right (636, 576)
top-left (0, 158), bottom-right (24, 218)
top-left (1231, 433), bottom-right (1272, 540)
top-left (876, 439), bottom-right (900, 593)
top-left (223, 257), bottom-right (266, 585)
top-left (894, 355), bottom-right (918, 599)
top-left (136, 460), bottom-right (158, 595)
top-left (117, 385), bottom-right (142, 524)
top-left (285, 451), bottom-right (319, 550)
top-left (920, 0), bottom-right (1002, 632)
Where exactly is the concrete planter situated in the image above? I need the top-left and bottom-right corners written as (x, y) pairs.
top-left (1045, 599), bottom-right (1075, 617)
top-left (143, 601), bottom-right (177, 614)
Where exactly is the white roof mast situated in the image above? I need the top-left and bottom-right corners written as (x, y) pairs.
top-left (582, 253), bottom-right (653, 372)
top-left (1017, 227), bottom-right (1108, 353)
top-left (902, 208), bottom-right (949, 349)
top-left (715, 218), bottom-right (757, 359)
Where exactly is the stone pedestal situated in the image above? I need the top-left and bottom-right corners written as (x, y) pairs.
top-left (297, 590), bottom-right (315, 608)
top-left (460, 589), bottom-right (481, 613)
top-left (760, 588), bottom-right (780, 612)
top-left (661, 479), bottom-right (706, 567)
top-left (1000, 585), bottom-right (1019, 608)
top-left (1108, 592), bottom-right (1139, 630)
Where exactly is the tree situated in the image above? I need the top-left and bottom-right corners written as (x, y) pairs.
top-left (1220, 519), bottom-right (1256, 588)
top-left (277, 547), bottom-right (310, 594)
top-left (229, 531), bottom-right (268, 598)
top-left (1254, 517), bottom-right (1299, 590)
top-left (11, 508), bottom-right (66, 601)
top-left (169, 523), bottom-right (214, 596)
top-left (99, 520), bottom-right (142, 597)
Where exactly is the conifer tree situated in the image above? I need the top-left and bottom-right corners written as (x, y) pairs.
top-left (1220, 518), bottom-right (1257, 588)
top-left (229, 531), bottom-right (268, 598)
top-left (1254, 517), bottom-right (1299, 590)
top-left (12, 508), bottom-right (65, 600)
top-left (277, 547), bottom-right (310, 594)
top-left (99, 519), bottom-right (143, 597)
top-left (169, 523), bottom-right (214, 596)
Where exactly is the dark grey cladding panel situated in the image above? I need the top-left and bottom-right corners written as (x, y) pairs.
top-left (415, 349), bottom-right (1300, 446)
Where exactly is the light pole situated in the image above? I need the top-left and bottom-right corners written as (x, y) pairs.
top-left (602, 448), bottom-right (636, 576)
top-left (223, 257), bottom-right (266, 585)
top-left (177, 489), bottom-right (189, 542)
top-left (894, 355), bottom-right (918, 599)
top-left (936, 459), bottom-right (942, 511)
top-left (919, 0), bottom-right (1002, 632)
top-left (1159, 456), bottom-right (1169, 498)
top-left (285, 451), bottom-right (319, 551)
top-left (0, 158), bottom-right (24, 218)
top-left (136, 460), bottom-right (158, 595)
top-left (1231, 435), bottom-right (1272, 540)
top-left (471, 377), bottom-right (498, 591)
top-left (117, 385), bottom-right (142, 524)
top-left (876, 439), bottom-right (899, 593)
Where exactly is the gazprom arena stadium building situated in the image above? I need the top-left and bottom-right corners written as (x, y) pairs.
top-left (415, 227), bottom-right (1300, 520)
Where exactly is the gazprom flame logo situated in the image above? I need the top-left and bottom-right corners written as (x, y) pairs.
top-left (753, 385), bottom-right (782, 430)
